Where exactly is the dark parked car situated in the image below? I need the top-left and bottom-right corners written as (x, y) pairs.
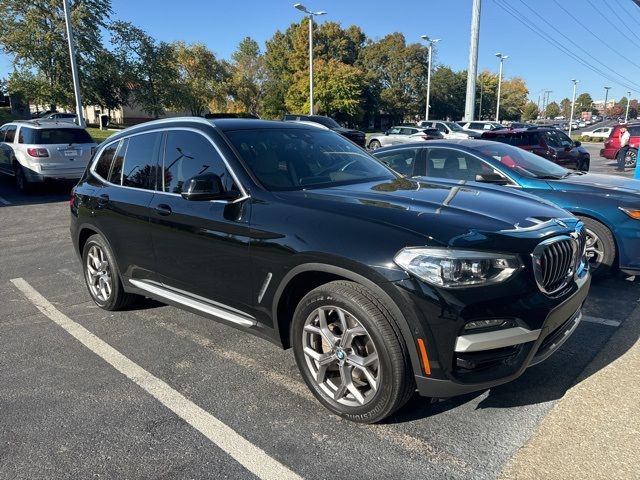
top-left (283, 114), bottom-right (366, 147)
top-left (373, 140), bottom-right (640, 277)
top-left (71, 118), bottom-right (590, 423)
top-left (482, 127), bottom-right (590, 171)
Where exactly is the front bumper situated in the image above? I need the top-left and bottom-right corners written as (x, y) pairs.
top-left (392, 270), bottom-right (591, 398)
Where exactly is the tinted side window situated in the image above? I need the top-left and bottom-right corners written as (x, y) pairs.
top-left (0, 126), bottom-right (7, 142)
top-left (162, 130), bottom-right (234, 194)
top-left (108, 138), bottom-right (127, 185)
top-left (375, 148), bottom-right (419, 176)
top-left (544, 131), bottom-right (561, 148)
top-left (94, 142), bottom-right (119, 180)
top-left (426, 148), bottom-right (496, 181)
top-left (5, 126), bottom-right (17, 143)
top-left (121, 132), bottom-right (162, 190)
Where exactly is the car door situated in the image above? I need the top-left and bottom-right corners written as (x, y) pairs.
top-left (148, 128), bottom-right (253, 316)
top-left (434, 122), bottom-right (450, 138)
top-left (90, 132), bottom-right (162, 283)
top-left (385, 127), bottom-right (403, 145)
top-left (423, 147), bottom-right (508, 183)
top-left (399, 127), bottom-right (417, 144)
top-left (0, 125), bottom-right (17, 174)
top-left (554, 130), bottom-right (581, 168)
top-left (373, 147), bottom-right (422, 176)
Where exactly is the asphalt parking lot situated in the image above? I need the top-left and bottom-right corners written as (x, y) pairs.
top-left (0, 157), bottom-right (638, 479)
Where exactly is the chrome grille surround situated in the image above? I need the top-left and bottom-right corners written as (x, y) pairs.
top-left (532, 223), bottom-right (587, 295)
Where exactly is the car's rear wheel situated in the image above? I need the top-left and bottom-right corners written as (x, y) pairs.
top-left (14, 163), bottom-right (31, 193)
top-left (368, 139), bottom-right (381, 150)
top-left (624, 148), bottom-right (637, 168)
top-left (292, 280), bottom-right (414, 423)
top-left (82, 234), bottom-right (137, 310)
top-left (577, 216), bottom-right (616, 278)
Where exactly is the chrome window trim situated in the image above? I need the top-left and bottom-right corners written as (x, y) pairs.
top-left (89, 126), bottom-right (250, 204)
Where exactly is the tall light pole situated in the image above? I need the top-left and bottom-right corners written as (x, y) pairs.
top-left (543, 90), bottom-right (552, 119)
top-left (625, 90), bottom-right (631, 123)
top-left (464, 0), bottom-right (482, 121)
top-left (62, 0), bottom-right (85, 127)
top-left (568, 79), bottom-right (578, 136)
top-left (495, 52), bottom-right (508, 122)
top-left (294, 3), bottom-right (326, 115)
top-left (420, 35), bottom-right (440, 122)
top-left (603, 86), bottom-right (611, 118)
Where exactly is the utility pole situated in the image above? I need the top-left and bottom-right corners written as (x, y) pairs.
top-left (603, 86), bottom-right (611, 118)
top-left (420, 36), bottom-right (441, 122)
top-left (62, 0), bottom-right (85, 127)
top-left (625, 91), bottom-right (631, 122)
top-left (495, 53), bottom-right (508, 122)
top-left (294, 3), bottom-right (326, 115)
top-left (464, 0), bottom-right (481, 121)
top-left (568, 79), bottom-right (578, 136)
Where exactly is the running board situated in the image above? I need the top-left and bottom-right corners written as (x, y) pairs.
top-left (129, 279), bottom-right (256, 327)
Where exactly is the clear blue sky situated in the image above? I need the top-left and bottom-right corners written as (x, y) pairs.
top-left (2, 0), bottom-right (640, 105)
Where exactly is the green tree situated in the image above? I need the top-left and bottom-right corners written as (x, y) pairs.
top-left (110, 21), bottom-right (178, 118)
top-left (169, 42), bottom-right (230, 116)
top-left (499, 77), bottom-right (529, 121)
top-left (574, 92), bottom-right (594, 114)
top-left (560, 98), bottom-right (571, 119)
top-left (430, 67), bottom-right (467, 120)
top-left (84, 49), bottom-right (129, 115)
top-left (285, 58), bottom-right (364, 118)
top-left (476, 70), bottom-right (498, 120)
top-left (522, 101), bottom-right (539, 120)
top-left (230, 37), bottom-right (266, 115)
top-left (545, 101), bottom-right (561, 119)
top-left (0, 0), bottom-right (111, 108)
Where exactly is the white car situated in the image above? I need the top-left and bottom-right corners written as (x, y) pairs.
top-left (417, 120), bottom-right (471, 139)
top-left (0, 120), bottom-right (97, 191)
top-left (367, 126), bottom-right (443, 150)
top-left (578, 121), bottom-right (587, 128)
top-left (458, 121), bottom-right (505, 137)
top-left (581, 126), bottom-right (613, 140)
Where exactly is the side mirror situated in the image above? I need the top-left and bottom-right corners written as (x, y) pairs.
top-left (180, 173), bottom-right (233, 201)
top-left (574, 140), bottom-right (581, 147)
top-left (475, 173), bottom-right (509, 185)
top-left (384, 130), bottom-right (390, 136)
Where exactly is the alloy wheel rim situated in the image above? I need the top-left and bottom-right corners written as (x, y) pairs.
top-left (302, 306), bottom-right (380, 407)
top-left (86, 245), bottom-right (112, 302)
top-left (624, 150), bottom-right (636, 167)
top-left (584, 227), bottom-right (604, 271)
top-left (369, 141), bottom-right (380, 150)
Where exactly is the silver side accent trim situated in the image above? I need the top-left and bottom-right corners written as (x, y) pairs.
top-left (129, 279), bottom-right (256, 327)
top-left (455, 326), bottom-right (541, 353)
top-left (257, 273), bottom-right (272, 304)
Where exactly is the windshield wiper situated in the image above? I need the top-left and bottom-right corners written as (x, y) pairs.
top-left (535, 175), bottom-right (564, 180)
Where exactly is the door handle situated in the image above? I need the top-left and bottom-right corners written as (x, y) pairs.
top-left (155, 203), bottom-right (172, 216)
top-left (97, 193), bottom-right (109, 206)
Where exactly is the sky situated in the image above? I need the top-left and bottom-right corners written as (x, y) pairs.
top-left (2, 0), bottom-right (640, 106)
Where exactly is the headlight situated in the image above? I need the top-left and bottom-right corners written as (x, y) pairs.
top-left (619, 207), bottom-right (640, 220)
top-left (394, 248), bottom-right (522, 288)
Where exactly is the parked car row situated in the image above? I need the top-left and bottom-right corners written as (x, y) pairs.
top-left (2, 116), bottom-right (639, 424)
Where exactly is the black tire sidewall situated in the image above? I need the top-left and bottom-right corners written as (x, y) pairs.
top-left (82, 234), bottom-right (124, 310)
top-left (369, 140), bottom-right (381, 150)
top-left (577, 216), bottom-right (616, 278)
top-left (14, 163), bottom-right (29, 192)
top-left (291, 283), bottom-right (403, 423)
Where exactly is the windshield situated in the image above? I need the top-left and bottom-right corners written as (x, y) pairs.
top-left (444, 122), bottom-right (464, 132)
top-left (474, 142), bottom-right (569, 179)
top-left (310, 116), bottom-right (341, 129)
top-left (225, 128), bottom-right (396, 191)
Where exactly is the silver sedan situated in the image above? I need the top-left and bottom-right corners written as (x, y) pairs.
top-left (367, 126), bottom-right (442, 150)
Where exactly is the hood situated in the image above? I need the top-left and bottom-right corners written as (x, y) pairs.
top-left (551, 172), bottom-right (640, 195)
top-left (334, 126), bottom-right (365, 136)
top-left (276, 178), bottom-right (576, 249)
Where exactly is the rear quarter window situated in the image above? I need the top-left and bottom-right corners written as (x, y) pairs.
top-left (94, 142), bottom-right (119, 180)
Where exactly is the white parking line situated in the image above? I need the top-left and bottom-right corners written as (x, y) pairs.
top-left (10, 277), bottom-right (301, 480)
top-left (0, 196), bottom-right (11, 206)
top-left (582, 315), bottom-right (621, 327)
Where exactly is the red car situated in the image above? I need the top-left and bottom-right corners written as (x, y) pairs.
top-left (600, 123), bottom-right (639, 168)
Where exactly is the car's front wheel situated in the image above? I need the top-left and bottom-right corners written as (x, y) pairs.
top-left (577, 216), bottom-right (616, 278)
top-left (82, 234), bottom-right (137, 310)
top-left (368, 139), bottom-right (381, 150)
top-left (292, 280), bottom-right (414, 423)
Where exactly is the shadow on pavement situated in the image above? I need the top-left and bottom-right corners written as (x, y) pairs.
top-left (0, 175), bottom-right (75, 207)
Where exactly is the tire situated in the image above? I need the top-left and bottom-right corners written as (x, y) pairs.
top-left (577, 216), bottom-right (616, 278)
top-left (624, 148), bottom-right (637, 168)
top-left (14, 162), bottom-right (32, 193)
top-left (578, 156), bottom-right (590, 171)
top-left (291, 280), bottom-right (414, 423)
top-left (82, 234), bottom-right (137, 310)
top-left (368, 139), bottom-right (381, 150)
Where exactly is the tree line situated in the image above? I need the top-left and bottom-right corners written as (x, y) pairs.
top-left (1, 0), bottom-right (532, 127)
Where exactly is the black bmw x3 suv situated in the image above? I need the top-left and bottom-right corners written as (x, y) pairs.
top-left (70, 117), bottom-right (590, 423)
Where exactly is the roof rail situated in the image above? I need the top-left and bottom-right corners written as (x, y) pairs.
top-left (116, 116), bottom-right (213, 134)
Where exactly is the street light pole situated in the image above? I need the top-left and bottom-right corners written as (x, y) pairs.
top-left (625, 90), bottom-right (631, 123)
top-left (568, 79), bottom-right (578, 137)
top-left (603, 86), bottom-right (611, 118)
top-left (294, 3), bottom-right (326, 115)
top-left (420, 35), bottom-right (441, 122)
top-left (62, 0), bottom-right (85, 127)
top-left (495, 52), bottom-right (508, 122)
